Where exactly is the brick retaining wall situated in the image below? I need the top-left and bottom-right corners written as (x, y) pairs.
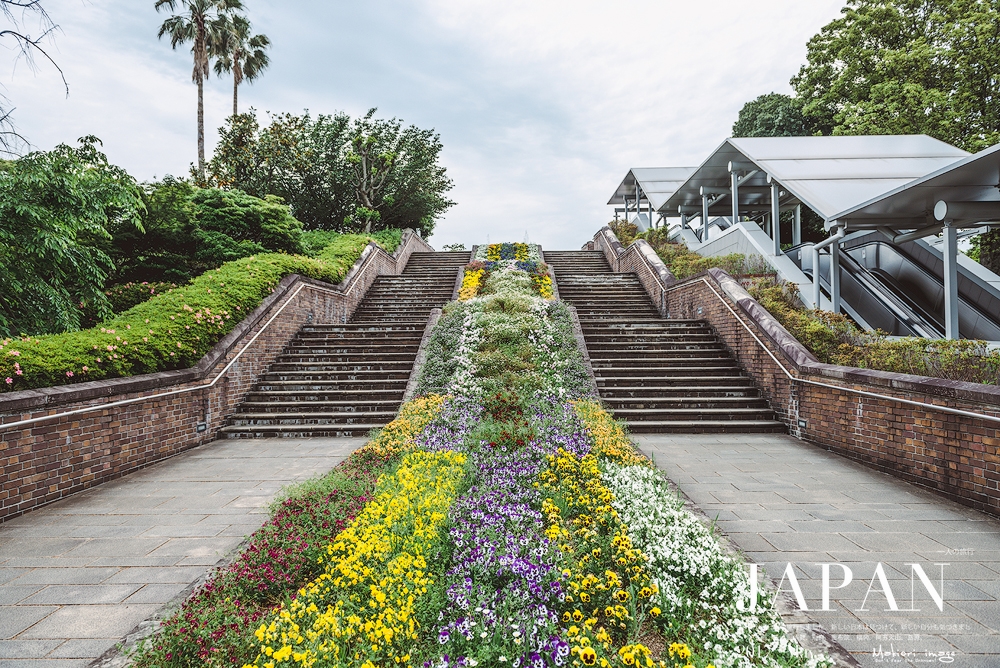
top-left (0, 232), bottom-right (434, 523)
top-left (586, 227), bottom-right (1000, 516)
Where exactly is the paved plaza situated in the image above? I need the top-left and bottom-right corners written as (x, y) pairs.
top-left (0, 437), bottom-right (365, 667)
top-left (634, 433), bottom-right (1000, 668)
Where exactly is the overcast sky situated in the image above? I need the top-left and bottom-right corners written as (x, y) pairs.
top-left (10, 0), bottom-right (845, 249)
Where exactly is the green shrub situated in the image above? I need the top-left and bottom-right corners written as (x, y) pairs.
top-left (0, 233), bottom-right (397, 392)
top-left (625, 227), bottom-right (770, 280)
top-left (609, 219), bottom-right (638, 245)
top-left (111, 181), bottom-right (308, 285)
top-left (301, 228), bottom-right (402, 259)
top-left (745, 276), bottom-right (1000, 385)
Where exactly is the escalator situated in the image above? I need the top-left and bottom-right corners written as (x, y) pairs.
top-left (786, 231), bottom-right (1000, 340)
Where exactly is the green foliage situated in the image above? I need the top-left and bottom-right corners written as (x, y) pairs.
top-left (608, 220), bottom-right (638, 245)
top-left (832, 336), bottom-right (1000, 384)
top-left (746, 276), bottom-right (859, 362)
top-left (791, 0), bottom-right (1000, 151)
top-left (0, 136), bottom-right (144, 338)
top-left (732, 93), bottom-right (814, 137)
top-left (206, 109), bottom-right (454, 236)
top-left (633, 228), bottom-right (768, 280)
top-left (745, 276), bottom-right (1000, 384)
top-left (441, 243), bottom-right (466, 251)
top-left (0, 231), bottom-right (394, 392)
top-left (110, 179), bottom-right (303, 284)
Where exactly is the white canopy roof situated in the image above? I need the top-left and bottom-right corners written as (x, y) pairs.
top-left (834, 142), bottom-right (1000, 229)
top-left (663, 136), bottom-right (969, 221)
top-left (608, 167), bottom-right (696, 211)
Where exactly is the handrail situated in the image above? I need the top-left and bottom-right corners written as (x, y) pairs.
top-left (597, 226), bottom-right (1000, 426)
top-left (0, 238), bottom-right (420, 432)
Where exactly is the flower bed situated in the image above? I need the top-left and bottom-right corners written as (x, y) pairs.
top-left (135, 245), bottom-right (830, 668)
top-left (0, 232), bottom-right (398, 393)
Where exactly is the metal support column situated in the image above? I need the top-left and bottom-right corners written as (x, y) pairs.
top-left (771, 181), bottom-right (781, 255)
top-left (680, 213), bottom-right (688, 230)
top-left (730, 170), bottom-right (739, 225)
top-left (830, 235), bottom-right (841, 314)
top-left (793, 204), bottom-right (802, 246)
top-left (942, 221), bottom-right (959, 339)
top-left (701, 194), bottom-right (710, 242)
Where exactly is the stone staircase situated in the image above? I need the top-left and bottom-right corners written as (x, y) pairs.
top-left (545, 250), bottom-right (785, 433)
top-left (220, 251), bottom-right (470, 438)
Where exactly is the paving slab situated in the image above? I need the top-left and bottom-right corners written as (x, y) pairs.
top-left (635, 433), bottom-right (1000, 668)
top-left (0, 436), bottom-right (365, 665)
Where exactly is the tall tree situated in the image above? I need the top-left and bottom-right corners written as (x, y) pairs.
top-left (0, 136), bottom-right (144, 336)
top-left (790, 0), bottom-right (1000, 270)
top-left (155, 0), bottom-right (244, 182)
top-left (212, 13), bottom-right (270, 117)
top-left (206, 109), bottom-right (454, 236)
top-left (732, 93), bottom-right (814, 138)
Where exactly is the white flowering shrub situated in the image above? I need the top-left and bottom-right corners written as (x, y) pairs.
top-left (603, 463), bottom-right (833, 668)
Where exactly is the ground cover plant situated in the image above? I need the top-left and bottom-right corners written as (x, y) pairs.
top-left (134, 244), bottom-right (831, 668)
top-left (0, 232), bottom-right (398, 393)
top-left (746, 275), bottom-right (1000, 385)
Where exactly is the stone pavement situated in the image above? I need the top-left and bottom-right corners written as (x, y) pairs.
top-left (633, 433), bottom-right (1000, 668)
top-left (0, 437), bottom-right (365, 667)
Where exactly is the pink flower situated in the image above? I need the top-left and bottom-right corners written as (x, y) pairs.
top-left (15, 369), bottom-right (22, 376)
top-left (4, 377), bottom-right (11, 384)
top-left (66, 371), bottom-right (74, 377)
top-left (96, 358), bottom-right (101, 363)
top-left (82, 366), bottom-right (89, 372)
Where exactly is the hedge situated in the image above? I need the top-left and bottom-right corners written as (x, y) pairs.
top-left (0, 233), bottom-right (400, 393)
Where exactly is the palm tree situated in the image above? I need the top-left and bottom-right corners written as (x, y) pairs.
top-left (212, 14), bottom-right (270, 117)
top-left (155, 0), bottom-right (243, 181)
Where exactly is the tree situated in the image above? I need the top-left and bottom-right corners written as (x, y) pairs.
top-left (732, 93), bottom-right (813, 138)
top-left (345, 108), bottom-right (454, 234)
top-left (790, 0), bottom-right (1000, 269)
top-left (206, 109), bottom-right (454, 236)
top-left (0, 1), bottom-right (68, 153)
top-left (212, 13), bottom-right (270, 117)
top-left (0, 136), bottom-right (144, 337)
top-left (156, 0), bottom-right (244, 182)
top-left (109, 178), bottom-right (303, 284)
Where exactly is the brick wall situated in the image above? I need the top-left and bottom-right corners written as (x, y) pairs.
top-left (0, 232), bottom-right (434, 523)
top-left (587, 227), bottom-right (1000, 516)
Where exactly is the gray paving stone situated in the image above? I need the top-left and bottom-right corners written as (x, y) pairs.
top-left (18, 604), bottom-right (163, 639)
top-left (0, 606), bottom-right (57, 639)
top-left (123, 582), bottom-right (190, 604)
top-left (6, 568), bottom-right (120, 586)
top-left (0, 639), bottom-right (62, 658)
top-left (102, 566), bottom-right (204, 584)
top-left (22, 584), bottom-right (142, 605)
top-left (0, 659), bottom-right (90, 667)
top-left (0, 585), bottom-right (45, 605)
top-left (48, 637), bottom-right (120, 658)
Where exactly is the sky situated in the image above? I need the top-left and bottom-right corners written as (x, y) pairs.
top-left (8, 0), bottom-right (846, 250)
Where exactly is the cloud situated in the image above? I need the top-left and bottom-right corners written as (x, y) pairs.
top-left (9, 0), bottom-right (844, 249)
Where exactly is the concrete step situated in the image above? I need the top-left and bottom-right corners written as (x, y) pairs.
top-left (612, 407), bottom-right (779, 421)
top-left (239, 401), bottom-right (402, 413)
top-left (220, 425), bottom-right (382, 438)
top-left (245, 389), bottom-right (404, 402)
top-left (625, 420), bottom-right (787, 434)
top-left (598, 386), bottom-right (760, 398)
top-left (604, 397), bottom-right (770, 410)
top-left (255, 380), bottom-right (406, 391)
top-left (227, 411), bottom-right (397, 426)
